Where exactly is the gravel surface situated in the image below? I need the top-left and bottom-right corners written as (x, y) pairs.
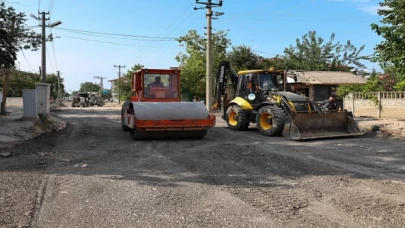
top-left (1, 106), bottom-right (405, 228)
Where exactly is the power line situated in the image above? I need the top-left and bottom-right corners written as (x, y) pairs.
top-left (47, 0), bottom-right (58, 71)
top-left (57, 35), bottom-right (179, 48)
top-left (46, 44), bottom-right (55, 71)
top-left (139, 11), bottom-right (205, 64)
top-left (53, 27), bottom-right (177, 40)
top-left (102, 1), bottom-right (197, 75)
top-left (55, 29), bottom-right (176, 41)
top-left (20, 49), bottom-right (37, 72)
top-left (124, 3), bottom-right (200, 67)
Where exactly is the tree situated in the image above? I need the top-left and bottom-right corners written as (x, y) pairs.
top-left (46, 73), bottom-right (65, 99)
top-left (4, 70), bottom-right (39, 97)
top-left (79, 82), bottom-right (100, 93)
top-left (371, 0), bottom-right (405, 76)
top-left (114, 63), bottom-right (144, 102)
top-left (0, 28), bottom-right (17, 68)
top-left (280, 31), bottom-right (369, 71)
top-left (178, 50), bottom-right (206, 98)
top-left (0, 2), bottom-right (43, 114)
top-left (226, 44), bottom-right (262, 72)
top-left (175, 29), bottom-right (231, 98)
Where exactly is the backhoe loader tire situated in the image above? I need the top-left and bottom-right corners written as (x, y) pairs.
top-left (226, 104), bottom-right (249, 131)
top-left (257, 105), bottom-right (287, 136)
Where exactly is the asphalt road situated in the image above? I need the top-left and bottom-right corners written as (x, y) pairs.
top-left (2, 106), bottom-right (405, 228)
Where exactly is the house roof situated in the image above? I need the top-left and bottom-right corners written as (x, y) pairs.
top-left (290, 71), bottom-right (368, 85)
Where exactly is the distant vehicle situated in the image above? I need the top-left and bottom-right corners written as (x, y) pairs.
top-left (89, 95), bottom-right (105, 107)
top-left (72, 93), bottom-right (90, 107)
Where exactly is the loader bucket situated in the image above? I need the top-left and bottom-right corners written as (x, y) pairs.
top-left (129, 102), bottom-right (215, 140)
top-left (282, 110), bottom-right (364, 141)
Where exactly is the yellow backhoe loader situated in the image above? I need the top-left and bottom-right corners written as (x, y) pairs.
top-left (214, 61), bottom-right (363, 140)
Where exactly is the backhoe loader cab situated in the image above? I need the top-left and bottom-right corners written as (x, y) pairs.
top-left (234, 69), bottom-right (286, 105)
top-left (121, 68), bottom-right (215, 140)
top-left (215, 60), bottom-right (363, 141)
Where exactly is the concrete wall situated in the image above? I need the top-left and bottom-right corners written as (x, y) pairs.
top-left (344, 92), bottom-right (405, 119)
top-left (4, 97), bottom-right (23, 108)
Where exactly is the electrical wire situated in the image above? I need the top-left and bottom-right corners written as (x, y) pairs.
top-left (102, 1), bottom-right (196, 75)
top-left (20, 49), bottom-right (37, 72)
top-left (46, 44), bottom-right (55, 71)
top-left (47, 0), bottom-right (58, 72)
top-left (57, 35), bottom-right (180, 49)
top-left (126, 8), bottom-right (200, 64)
top-left (53, 27), bottom-right (176, 40)
top-left (55, 29), bottom-right (176, 41)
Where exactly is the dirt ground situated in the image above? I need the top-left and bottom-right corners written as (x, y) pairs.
top-left (1, 106), bottom-right (405, 228)
top-left (355, 117), bottom-right (405, 140)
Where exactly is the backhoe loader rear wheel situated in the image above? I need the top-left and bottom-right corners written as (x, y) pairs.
top-left (226, 104), bottom-right (249, 131)
top-left (257, 105), bottom-right (287, 136)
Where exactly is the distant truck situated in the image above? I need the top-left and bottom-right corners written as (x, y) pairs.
top-left (72, 93), bottom-right (90, 107)
top-left (89, 95), bottom-right (105, 107)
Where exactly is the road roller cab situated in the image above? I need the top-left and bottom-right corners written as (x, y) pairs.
top-left (129, 68), bottom-right (182, 102)
top-left (121, 68), bottom-right (216, 140)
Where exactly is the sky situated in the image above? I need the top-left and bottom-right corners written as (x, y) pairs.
top-left (6, 0), bottom-right (388, 93)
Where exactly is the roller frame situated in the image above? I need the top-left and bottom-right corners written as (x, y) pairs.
top-left (121, 101), bottom-right (216, 139)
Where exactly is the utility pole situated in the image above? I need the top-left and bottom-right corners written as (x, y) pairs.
top-left (57, 71), bottom-right (62, 102)
top-left (114, 65), bottom-right (125, 103)
top-left (94, 76), bottom-right (106, 96)
top-left (29, 12), bottom-right (62, 82)
top-left (194, 0), bottom-right (223, 111)
top-left (40, 12), bottom-right (49, 83)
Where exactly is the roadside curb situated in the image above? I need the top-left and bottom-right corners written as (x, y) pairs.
top-left (0, 113), bottom-right (67, 150)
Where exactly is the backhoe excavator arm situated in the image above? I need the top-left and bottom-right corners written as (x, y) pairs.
top-left (214, 61), bottom-right (239, 110)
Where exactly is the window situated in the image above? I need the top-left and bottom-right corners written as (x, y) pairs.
top-left (143, 73), bottom-right (179, 98)
top-left (260, 73), bottom-right (282, 90)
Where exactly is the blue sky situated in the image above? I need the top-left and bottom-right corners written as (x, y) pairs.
top-left (9, 0), bottom-right (387, 92)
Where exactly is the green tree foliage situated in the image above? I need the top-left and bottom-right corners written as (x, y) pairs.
top-left (0, 71), bottom-right (65, 97)
top-left (175, 30), bottom-right (231, 98)
top-left (46, 73), bottom-right (65, 99)
top-left (1, 2), bottom-right (43, 113)
top-left (260, 56), bottom-right (287, 70)
top-left (371, 0), bottom-right (405, 75)
top-left (115, 63), bottom-right (144, 102)
top-left (178, 50), bottom-right (206, 98)
top-left (226, 44), bottom-right (261, 72)
top-left (379, 73), bottom-right (396, 91)
top-left (382, 64), bottom-right (405, 83)
top-left (4, 71), bottom-right (39, 96)
top-left (273, 31), bottom-right (369, 71)
top-left (0, 2), bottom-right (43, 68)
top-left (0, 28), bottom-right (17, 68)
top-left (336, 77), bottom-right (384, 98)
top-left (79, 82), bottom-right (100, 93)
top-left (394, 81), bottom-right (405, 91)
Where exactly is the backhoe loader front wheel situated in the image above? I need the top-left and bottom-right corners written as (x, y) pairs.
top-left (226, 104), bottom-right (249, 131)
top-left (257, 105), bottom-right (287, 136)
